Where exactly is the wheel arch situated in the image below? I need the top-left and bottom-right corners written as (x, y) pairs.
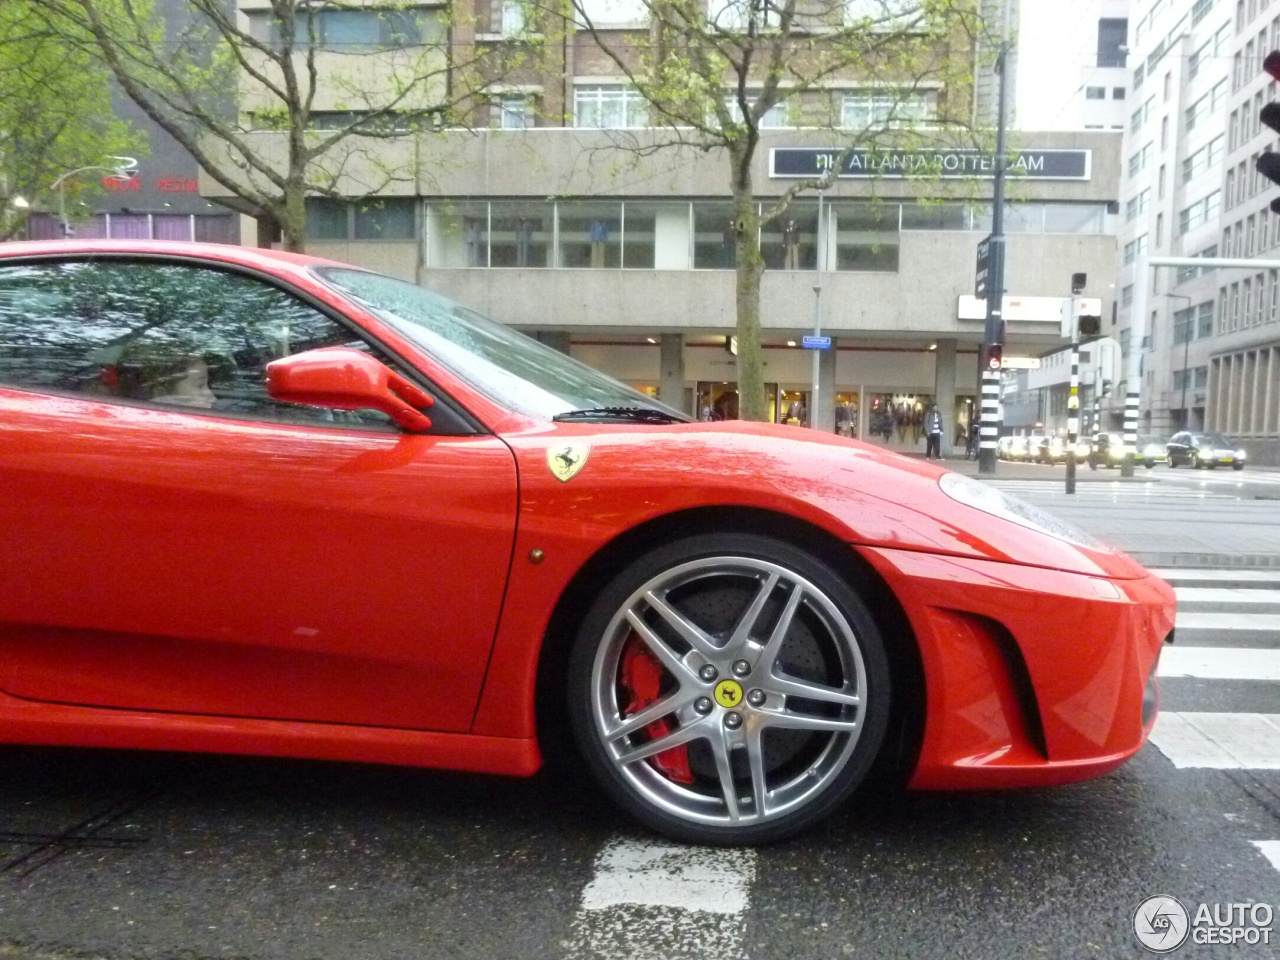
top-left (534, 505), bottom-right (926, 784)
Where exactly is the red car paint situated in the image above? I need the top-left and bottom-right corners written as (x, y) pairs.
top-left (0, 241), bottom-right (1175, 793)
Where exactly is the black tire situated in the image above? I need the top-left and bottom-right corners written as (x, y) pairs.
top-left (1233, 462), bottom-right (1245, 471)
top-left (567, 532), bottom-right (892, 845)
top-left (1169, 458), bottom-right (1177, 468)
top-left (1144, 459), bottom-right (1155, 469)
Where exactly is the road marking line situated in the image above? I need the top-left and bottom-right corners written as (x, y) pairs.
top-left (1252, 841), bottom-right (1280, 874)
top-left (1174, 611), bottom-right (1280, 631)
top-left (1158, 647), bottom-right (1280, 681)
top-left (1147, 713), bottom-right (1280, 769)
top-left (1174, 587), bottom-right (1280, 605)
top-left (567, 839), bottom-right (756, 960)
top-left (1152, 569), bottom-right (1280, 583)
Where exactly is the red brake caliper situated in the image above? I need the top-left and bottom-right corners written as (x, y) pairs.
top-left (619, 636), bottom-right (694, 784)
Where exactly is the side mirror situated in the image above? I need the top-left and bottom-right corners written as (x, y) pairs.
top-left (266, 347), bottom-right (434, 432)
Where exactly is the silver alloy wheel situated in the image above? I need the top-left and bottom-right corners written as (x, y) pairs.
top-left (589, 555), bottom-right (868, 828)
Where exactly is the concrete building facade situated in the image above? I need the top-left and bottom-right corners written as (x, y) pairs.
top-left (202, 0), bottom-right (1123, 453)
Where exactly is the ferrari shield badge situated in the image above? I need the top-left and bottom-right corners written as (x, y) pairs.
top-left (547, 442), bottom-right (590, 482)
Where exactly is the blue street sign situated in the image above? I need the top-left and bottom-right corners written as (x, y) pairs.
top-left (801, 335), bottom-right (832, 349)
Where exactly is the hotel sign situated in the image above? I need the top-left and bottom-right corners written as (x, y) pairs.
top-left (769, 148), bottom-right (1091, 181)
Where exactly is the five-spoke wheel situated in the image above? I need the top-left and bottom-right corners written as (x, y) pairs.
top-left (568, 534), bottom-right (890, 844)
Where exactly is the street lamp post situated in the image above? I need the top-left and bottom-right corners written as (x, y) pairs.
top-left (49, 157), bottom-right (139, 237)
top-left (1165, 293), bottom-right (1192, 431)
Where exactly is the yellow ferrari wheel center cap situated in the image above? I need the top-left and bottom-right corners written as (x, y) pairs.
top-left (713, 679), bottom-right (744, 709)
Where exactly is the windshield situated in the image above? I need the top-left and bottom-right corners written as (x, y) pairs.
top-left (1199, 434), bottom-right (1233, 447)
top-left (314, 268), bottom-right (688, 421)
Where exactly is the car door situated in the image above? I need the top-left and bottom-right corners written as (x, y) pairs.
top-left (1167, 432), bottom-right (1186, 465)
top-left (0, 257), bottom-right (518, 732)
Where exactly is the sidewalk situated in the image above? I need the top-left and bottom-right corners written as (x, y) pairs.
top-left (896, 453), bottom-right (1158, 481)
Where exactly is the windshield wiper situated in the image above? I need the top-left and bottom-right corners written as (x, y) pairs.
top-left (553, 406), bottom-right (688, 424)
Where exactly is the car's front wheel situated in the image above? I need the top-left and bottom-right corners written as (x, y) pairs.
top-left (567, 533), bottom-right (891, 845)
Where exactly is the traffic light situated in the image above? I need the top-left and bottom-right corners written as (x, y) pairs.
top-left (984, 343), bottom-right (1002, 370)
top-left (1257, 52), bottom-right (1280, 213)
top-left (1060, 297), bottom-right (1103, 340)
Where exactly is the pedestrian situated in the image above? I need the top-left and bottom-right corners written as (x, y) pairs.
top-left (966, 419), bottom-right (979, 459)
top-left (925, 403), bottom-right (943, 459)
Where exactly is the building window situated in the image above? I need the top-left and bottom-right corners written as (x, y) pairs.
top-left (501, 0), bottom-right (526, 35)
top-left (1183, 136), bottom-right (1223, 182)
top-left (1193, 0), bottom-right (1214, 26)
top-left (1113, 86), bottom-right (1126, 99)
top-left (250, 7), bottom-right (443, 50)
top-left (1179, 192), bottom-right (1222, 234)
top-left (1122, 283), bottom-right (1134, 307)
top-left (1097, 18), bottom-right (1128, 67)
top-left (574, 86), bottom-right (648, 128)
top-left (305, 198), bottom-right (417, 241)
top-left (841, 91), bottom-right (936, 128)
top-left (1187, 81), bottom-right (1228, 131)
top-left (1128, 142), bottom-right (1153, 177)
top-left (496, 94), bottom-right (534, 129)
top-left (724, 96), bottom-right (791, 129)
top-left (1085, 86), bottom-right (1106, 100)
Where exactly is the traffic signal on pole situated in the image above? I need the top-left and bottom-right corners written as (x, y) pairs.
top-left (1258, 52), bottom-right (1280, 214)
top-left (985, 344), bottom-right (1002, 370)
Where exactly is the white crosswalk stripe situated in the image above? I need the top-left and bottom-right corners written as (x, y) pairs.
top-left (566, 840), bottom-right (756, 960)
top-left (1150, 572), bottom-right (1280, 875)
top-left (1253, 842), bottom-right (1280, 873)
top-left (1158, 647), bottom-right (1280, 681)
top-left (1147, 713), bottom-right (1280, 769)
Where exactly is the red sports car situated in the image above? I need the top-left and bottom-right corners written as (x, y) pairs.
top-left (0, 241), bottom-right (1175, 844)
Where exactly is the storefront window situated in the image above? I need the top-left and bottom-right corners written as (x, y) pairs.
top-left (763, 201), bottom-right (819, 270)
top-left (866, 393), bottom-right (932, 444)
top-left (900, 203), bottom-right (966, 230)
top-left (622, 202), bottom-right (658, 269)
top-left (695, 382), bottom-right (779, 421)
top-left (489, 201), bottom-right (549, 267)
top-left (693, 202), bottom-right (739, 269)
top-left (777, 389), bottom-right (809, 426)
top-left (830, 202), bottom-right (899, 272)
top-left (833, 392), bottom-right (858, 437)
top-left (558, 202), bottom-right (622, 268)
top-left (425, 200), bottom-right (491, 267)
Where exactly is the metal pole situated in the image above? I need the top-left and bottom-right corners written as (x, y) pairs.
top-left (1066, 336), bottom-right (1079, 494)
top-left (811, 192), bottom-right (824, 430)
top-left (58, 184), bottom-right (70, 238)
top-left (812, 285), bottom-right (822, 427)
top-left (1182, 324), bottom-right (1191, 429)
top-left (978, 0), bottom-right (1012, 475)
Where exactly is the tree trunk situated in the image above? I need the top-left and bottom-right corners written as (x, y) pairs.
top-left (731, 185), bottom-right (766, 422)
top-left (280, 179), bottom-right (307, 254)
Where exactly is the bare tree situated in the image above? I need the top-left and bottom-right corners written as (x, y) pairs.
top-left (36, 0), bottom-right (526, 252)
top-left (536, 0), bottom-right (984, 420)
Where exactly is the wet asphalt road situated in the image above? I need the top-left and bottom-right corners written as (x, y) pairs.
top-left (1, 478), bottom-right (1279, 959)
top-left (0, 680), bottom-right (1275, 959)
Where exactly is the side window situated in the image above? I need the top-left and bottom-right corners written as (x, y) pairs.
top-left (0, 260), bottom-right (395, 428)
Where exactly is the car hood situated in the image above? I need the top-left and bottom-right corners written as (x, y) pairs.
top-left (502, 419), bottom-right (1149, 580)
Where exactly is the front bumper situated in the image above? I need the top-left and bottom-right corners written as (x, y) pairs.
top-left (859, 548), bottom-right (1176, 790)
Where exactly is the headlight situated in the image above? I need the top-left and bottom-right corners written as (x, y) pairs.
top-left (1236, 449), bottom-right (1247, 458)
top-left (939, 473), bottom-right (1105, 549)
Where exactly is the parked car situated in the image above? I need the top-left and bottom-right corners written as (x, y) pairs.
top-left (1137, 435), bottom-right (1169, 469)
top-left (1166, 431), bottom-right (1247, 470)
top-left (0, 240), bottom-right (1177, 845)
